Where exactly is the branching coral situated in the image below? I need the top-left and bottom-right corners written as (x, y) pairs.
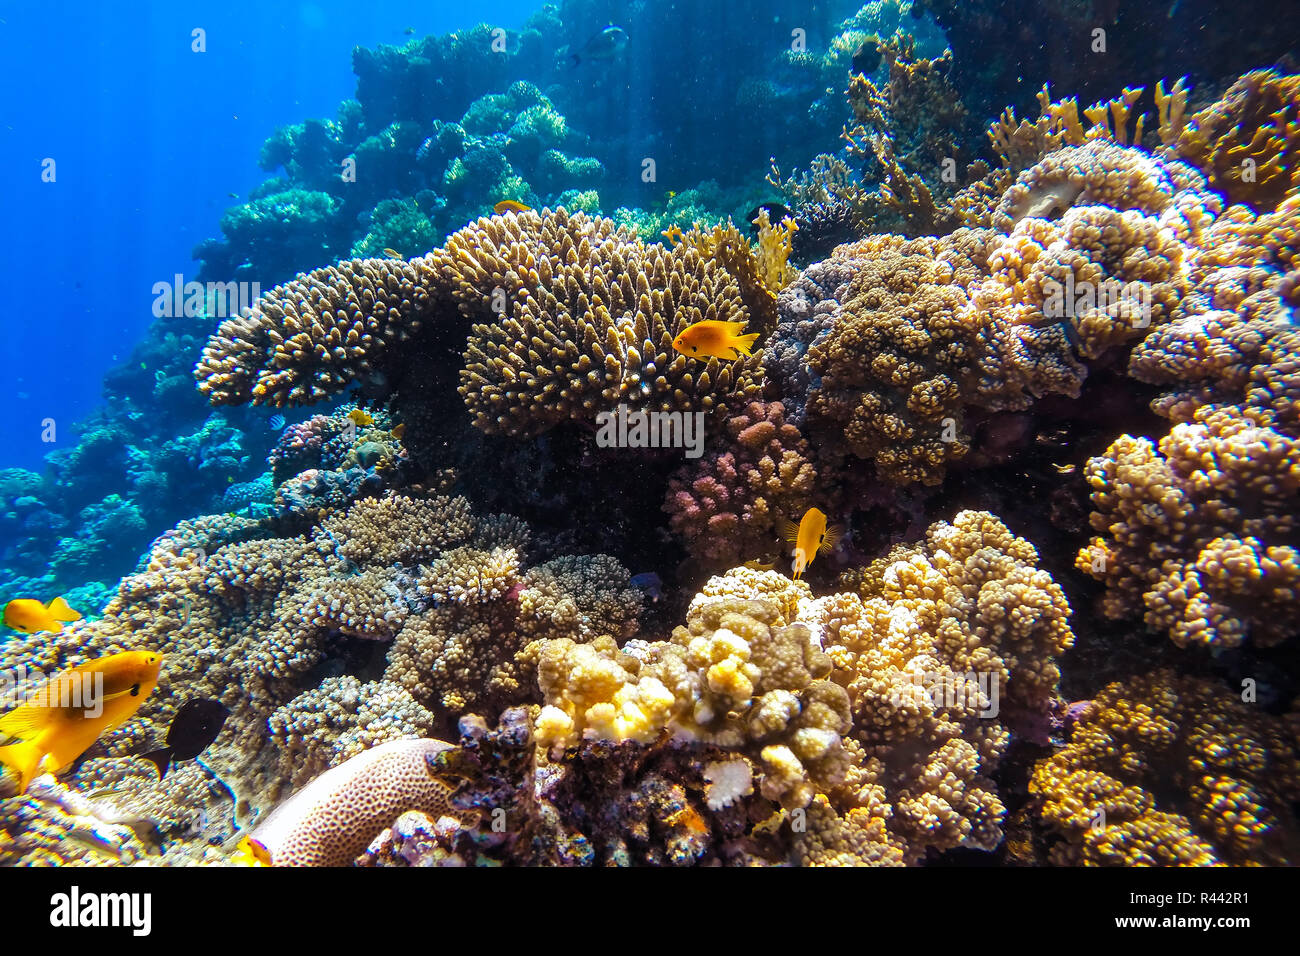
top-left (1077, 406), bottom-right (1300, 649)
top-left (448, 208), bottom-right (765, 437)
top-left (1028, 670), bottom-right (1300, 865)
top-left (664, 401), bottom-right (816, 567)
top-left (195, 256), bottom-right (439, 406)
top-left (1165, 69), bottom-right (1300, 213)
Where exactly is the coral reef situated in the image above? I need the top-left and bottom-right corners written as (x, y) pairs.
top-left (1026, 670), bottom-right (1300, 865)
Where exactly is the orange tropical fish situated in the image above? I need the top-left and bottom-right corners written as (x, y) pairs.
top-left (0, 651), bottom-right (163, 793)
top-left (781, 508), bottom-right (842, 580)
top-left (346, 408), bottom-right (374, 427)
top-left (391, 423), bottom-right (406, 439)
top-left (672, 320), bottom-right (759, 360)
top-left (231, 835), bottom-right (273, 866)
top-left (3, 596), bottom-right (81, 635)
top-left (493, 200), bottom-right (531, 214)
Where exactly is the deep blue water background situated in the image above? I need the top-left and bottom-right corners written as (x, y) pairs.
top-left (0, 1), bottom-right (537, 472)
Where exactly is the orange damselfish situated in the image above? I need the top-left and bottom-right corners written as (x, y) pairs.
top-left (781, 508), bottom-right (842, 580)
top-left (3, 596), bottom-right (81, 635)
top-left (672, 320), bottom-right (759, 361)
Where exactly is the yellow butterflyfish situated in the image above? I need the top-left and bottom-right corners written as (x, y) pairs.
top-left (781, 508), bottom-right (842, 580)
top-left (3, 596), bottom-right (81, 635)
top-left (0, 650), bottom-right (163, 793)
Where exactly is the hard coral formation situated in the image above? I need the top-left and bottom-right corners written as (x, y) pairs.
top-left (664, 401), bottom-right (816, 567)
top-left (450, 208), bottom-right (765, 436)
top-left (1028, 670), bottom-right (1300, 865)
top-left (1077, 406), bottom-right (1300, 650)
top-left (805, 229), bottom-right (992, 485)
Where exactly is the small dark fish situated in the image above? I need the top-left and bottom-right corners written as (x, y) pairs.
top-left (745, 202), bottom-right (796, 234)
top-left (141, 698), bottom-right (230, 779)
top-left (227, 192), bottom-right (239, 199)
top-left (268, 413), bottom-right (286, 431)
top-left (629, 572), bottom-right (663, 602)
top-left (568, 25), bottom-right (628, 66)
top-left (851, 39), bottom-right (880, 75)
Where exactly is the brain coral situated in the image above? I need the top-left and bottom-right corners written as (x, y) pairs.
top-left (251, 738), bottom-right (456, 866)
top-left (446, 208), bottom-right (765, 436)
top-left (664, 401), bottom-right (817, 567)
top-left (1028, 670), bottom-right (1300, 865)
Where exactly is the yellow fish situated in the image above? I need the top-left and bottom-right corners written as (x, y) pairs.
top-left (382, 248), bottom-right (404, 260)
top-left (347, 408), bottom-right (374, 427)
top-left (672, 320), bottom-right (759, 360)
top-left (391, 423), bottom-right (406, 439)
top-left (232, 835), bottom-right (273, 866)
top-left (3, 596), bottom-right (81, 634)
top-left (0, 650), bottom-right (163, 793)
top-left (781, 508), bottom-right (842, 580)
top-left (493, 200), bottom-right (531, 214)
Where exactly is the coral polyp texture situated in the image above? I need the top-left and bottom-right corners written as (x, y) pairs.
top-left (197, 257), bottom-right (438, 406)
top-left (1026, 670), bottom-right (1300, 865)
top-left (451, 208), bottom-right (765, 436)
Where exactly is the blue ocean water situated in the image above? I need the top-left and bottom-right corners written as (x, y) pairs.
top-left (0, 1), bottom-right (536, 472)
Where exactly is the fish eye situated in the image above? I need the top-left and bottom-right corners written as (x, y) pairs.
top-left (691, 346), bottom-right (697, 353)
top-left (130, 683), bottom-right (141, 696)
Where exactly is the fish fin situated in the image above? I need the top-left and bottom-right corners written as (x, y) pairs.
top-left (0, 740), bottom-right (46, 794)
top-left (140, 748), bottom-right (172, 780)
top-left (730, 332), bottom-right (759, 357)
top-left (779, 518), bottom-right (802, 544)
top-left (46, 596), bottom-right (81, 623)
top-left (818, 524), bottom-right (844, 556)
top-left (0, 703), bottom-right (50, 739)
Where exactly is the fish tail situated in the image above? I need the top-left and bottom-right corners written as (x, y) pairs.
top-left (731, 332), bottom-right (759, 357)
top-left (47, 596), bottom-right (81, 623)
top-left (0, 739), bottom-right (45, 794)
top-left (140, 747), bottom-right (173, 780)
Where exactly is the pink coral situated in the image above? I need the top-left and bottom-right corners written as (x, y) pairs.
top-left (664, 401), bottom-right (816, 566)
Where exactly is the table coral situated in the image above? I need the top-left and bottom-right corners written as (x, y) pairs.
top-left (1077, 406), bottom-right (1300, 649)
top-left (1028, 670), bottom-right (1300, 865)
top-left (664, 401), bottom-right (817, 567)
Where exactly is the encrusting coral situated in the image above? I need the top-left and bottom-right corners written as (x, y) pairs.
top-left (1027, 670), bottom-right (1300, 865)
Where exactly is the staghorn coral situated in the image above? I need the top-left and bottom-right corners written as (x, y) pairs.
top-left (1028, 671), bottom-right (1300, 865)
top-left (250, 738), bottom-right (456, 866)
top-left (447, 208), bottom-right (765, 437)
top-left (664, 401), bottom-right (816, 567)
top-left (1077, 406), bottom-right (1300, 650)
top-left (1166, 69), bottom-right (1300, 214)
top-left (196, 256), bottom-right (438, 407)
top-left (805, 229), bottom-right (993, 485)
